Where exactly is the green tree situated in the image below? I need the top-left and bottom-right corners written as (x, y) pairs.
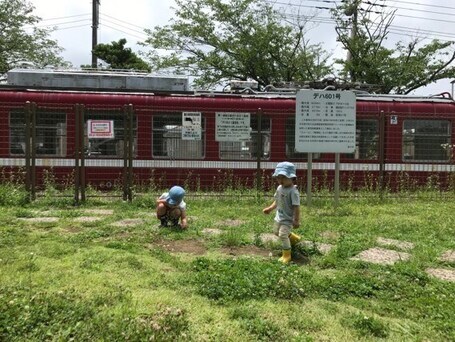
top-left (0, 0), bottom-right (67, 75)
top-left (332, 0), bottom-right (455, 94)
top-left (142, 0), bottom-right (331, 89)
top-left (92, 39), bottom-right (151, 72)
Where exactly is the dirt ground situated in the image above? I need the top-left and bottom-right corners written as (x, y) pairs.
top-left (150, 239), bottom-right (310, 265)
top-left (152, 239), bottom-right (207, 255)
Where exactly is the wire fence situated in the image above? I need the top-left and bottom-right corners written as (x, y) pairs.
top-left (0, 101), bottom-right (454, 203)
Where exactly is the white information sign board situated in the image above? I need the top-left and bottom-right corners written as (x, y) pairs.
top-left (87, 120), bottom-right (114, 139)
top-left (182, 112), bottom-right (202, 140)
top-left (215, 112), bottom-right (251, 142)
top-left (295, 90), bottom-right (356, 153)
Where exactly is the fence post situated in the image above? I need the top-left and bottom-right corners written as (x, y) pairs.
top-left (306, 153), bottom-right (312, 207)
top-left (24, 102), bottom-right (36, 201)
top-left (25, 102), bottom-right (31, 198)
top-left (334, 153), bottom-right (340, 207)
top-left (379, 110), bottom-right (385, 199)
top-left (30, 103), bottom-right (36, 200)
top-left (128, 104), bottom-right (134, 201)
top-left (79, 105), bottom-right (86, 202)
top-left (123, 105), bottom-right (128, 201)
top-left (123, 104), bottom-right (134, 202)
top-left (256, 108), bottom-right (263, 193)
top-left (74, 104), bottom-right (80, 205)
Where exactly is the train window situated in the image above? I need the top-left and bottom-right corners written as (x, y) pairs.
top-left (152, 114), bottom-right (205, 159)
top-left (84, 111), bottom-right (137, 158)
top-left (344, 119), bottom-right (378, 160)
top-left (402, 120), bottom-right (451, 162)
top-left (285, 117), bottom-right (320, 159)
top-left (9, 110), bottom-right (66, 156)
top-left (219, 115), bottom-right (270, 160)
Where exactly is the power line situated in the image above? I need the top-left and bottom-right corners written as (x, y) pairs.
top-left (38, 13), bottom-right (91, 22)
top-left (299, 0), bottom-right (455, 12)
top-left (100, 13), bottom-right (148, 31)
top-left (268, 0), bottom-right (455, 22)
top-left (389, 12), bottom-right (454, 25)
top-left (100, 17), bottom-right (148, 36)
top-left (376, 2), bottom-right (455, 18)
top-left (283, 13), bottom-right (454, 42)
top-left (389, 0), bottom-right (455, 11)
top-left (100, 23), bottom-right (147, 41)
top-left (32, 13), bottom-right (148, 41)
top-left (53, 24), bottom-right (92, 32)
top-left (25, 18), bottom-right (92, 29)
top-left (266, 0), bottom-right (454, 41)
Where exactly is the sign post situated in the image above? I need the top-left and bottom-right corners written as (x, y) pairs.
top-left (295, 90), bottom-right (356, 206)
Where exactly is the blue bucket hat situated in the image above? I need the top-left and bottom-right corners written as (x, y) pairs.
top-left (166, 186), bottom-right (185, 205)
top-left (272, 162), bottom-right (297, 178)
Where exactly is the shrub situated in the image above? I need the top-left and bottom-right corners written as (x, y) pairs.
top-left (0, 184), bottom-right (29, 206)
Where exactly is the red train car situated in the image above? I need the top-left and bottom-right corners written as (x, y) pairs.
top-left (0, 69), bottom-right (454, 192)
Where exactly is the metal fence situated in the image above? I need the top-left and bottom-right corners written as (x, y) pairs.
top-left (0, 101), bottom-right (454, 203)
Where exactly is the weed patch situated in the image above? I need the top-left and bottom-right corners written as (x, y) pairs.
top-left (344, 313), bottom-right (389, 338)
top-left (229, 305), bottom-right (285, 340)
top-left (189, 257), bottom-right (310, 302)
top-left (0, 286), bottom-right (189, 341)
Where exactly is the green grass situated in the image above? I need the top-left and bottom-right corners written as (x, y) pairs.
top-left (0, 194), bottom-right (454, 341)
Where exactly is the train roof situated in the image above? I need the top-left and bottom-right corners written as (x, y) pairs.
top-left (5, 68), bottom-right (189, 92)
top-left (1, 68), bottom-right (454, 104)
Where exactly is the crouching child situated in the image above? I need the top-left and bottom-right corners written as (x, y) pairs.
top-left (156, 185), bottom-right (188, 229)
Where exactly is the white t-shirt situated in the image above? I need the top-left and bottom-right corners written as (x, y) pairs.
top-left (159, 192), bottom-right (187, 211)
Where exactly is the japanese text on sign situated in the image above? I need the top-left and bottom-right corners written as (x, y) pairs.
top-left (215, 112), bottom-right (251, 142)
top-left (182, 112), bottom-right (202, 140)
top-left (87, 120), bottom-right (114, 139)
top-left (295, 90), bottom-right (356, 153)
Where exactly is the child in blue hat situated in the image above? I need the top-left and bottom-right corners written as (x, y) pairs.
top-left (263, 162), bottom-right (301, 263)
top-left (156, 185), bottom-right (188, 229)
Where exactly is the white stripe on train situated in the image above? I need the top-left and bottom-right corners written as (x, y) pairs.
top-left (1, 158), bottom-right (454, 172)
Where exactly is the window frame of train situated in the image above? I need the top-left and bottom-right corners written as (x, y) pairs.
top-left (402, 119), bottom-right (451, 162)
top-left (84, 110), bottom-right (137, 158)
top-left (9, 109), bottom-right (67, 157)
top-left (343, 119), bottom-right (379, 160)
top-left (285, 116), bottom-right (320, 160)
top-left (152, 113), bottom-right (206, 159)
top-left (219, 115), bottom-right (271, 160)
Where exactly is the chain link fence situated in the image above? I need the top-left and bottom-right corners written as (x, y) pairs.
top-left (0, 101), bottom-right (454, 203)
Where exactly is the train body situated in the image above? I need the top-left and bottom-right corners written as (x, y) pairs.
top-left (0, 69), bottom-right (454, 192)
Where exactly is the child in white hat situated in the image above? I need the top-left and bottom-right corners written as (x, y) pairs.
top-left (156, 185), bottom-right (188, 229)
top-left (263, 162), bottom-right (301, 263)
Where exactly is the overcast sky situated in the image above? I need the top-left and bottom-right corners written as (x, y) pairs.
top-left (28, 0), bottom-right (455, 95)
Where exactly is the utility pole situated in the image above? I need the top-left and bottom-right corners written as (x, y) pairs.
top-left (91, 0), bottom-right (100, 68)
top-left (344, 0), bottom-right (360, 81)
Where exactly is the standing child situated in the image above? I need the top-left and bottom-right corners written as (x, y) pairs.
top-left (263, 162), bottom-right (301, 264)
top-left (156, 185), bottom-right (188, 229)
